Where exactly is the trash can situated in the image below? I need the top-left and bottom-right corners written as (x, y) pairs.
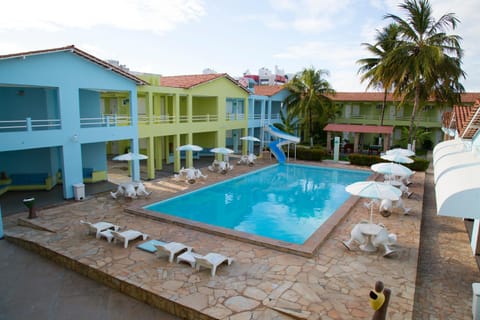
top-left (473, 283), bottom-right (480, 320)
top-left (73, 183), bottom-right (85, 201)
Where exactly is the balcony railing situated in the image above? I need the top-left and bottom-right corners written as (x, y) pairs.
top-left (339, 114), bottom-right (440, 124)
top-left (0, 118), bottom-right (61, 132)
top-left (138, 114), bottom-right (219, 125)
top-left (80, 115), bottom-right (131, 128)
top-left (247, 113), bottom-right (281, 121)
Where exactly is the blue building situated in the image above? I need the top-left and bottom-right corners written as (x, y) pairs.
top-left (0, 46), bottom-right (146, 199)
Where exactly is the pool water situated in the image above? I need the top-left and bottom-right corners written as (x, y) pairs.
top-left (145, 164), bottom-right (370, 244)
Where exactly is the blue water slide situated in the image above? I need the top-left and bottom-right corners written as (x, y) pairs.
top-left (269, 141), bottom-right (287, 163)
top-left (265, 125), bottom-right (300, 163)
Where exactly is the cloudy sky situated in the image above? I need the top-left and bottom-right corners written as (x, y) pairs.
top-left (1, 0), bottom-right (479, 92)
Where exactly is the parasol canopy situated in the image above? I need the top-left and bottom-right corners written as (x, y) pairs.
top-left (371, 162), bottom-right (413, 177)
top-left (386, 148), bottom-right (415, 157)
top-left (346, 181), bottom-right (402, 222)
top-left (113, 152), bottom-right (148, 161)
top-left (381, 153), bottom-right (414, 164)
top-left (176, 144), bottom-right (203, 152)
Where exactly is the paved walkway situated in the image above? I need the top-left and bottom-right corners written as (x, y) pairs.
top-left (1, 158), bottom-right (479, 319)
top-left (412, 165), bottom-right (479, 319)
top-left (0, 240), bottom-right (179, 320)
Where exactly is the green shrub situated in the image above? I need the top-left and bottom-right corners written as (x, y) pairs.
top-left (288, 146), bottom-right (327, 161)
top-left (348, 153), bottom-right (430, 171)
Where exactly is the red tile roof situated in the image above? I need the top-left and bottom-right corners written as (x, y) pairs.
top-left (159, 73), bottom-right (250, 93)
top-left (323, 123), bottom-right (394, 134)
top-left (253, 85), bottom-right (286, 96)
top-left (454, 101), bottom-right (480, 139)
top-left (329, 92), bottom-right (480, 103)
top-left (0, 45), bottom-right (147, 85)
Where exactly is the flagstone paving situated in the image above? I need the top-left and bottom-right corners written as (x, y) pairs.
top-left (1, 158), bottom-right (472, 319)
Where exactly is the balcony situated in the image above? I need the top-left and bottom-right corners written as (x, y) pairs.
top-left (336, 114), bottom-right (441, 127)
top-left (0, 118), bottom-right (61, 132)
top-left (80, 115), bottom-right (131, 128)
top-left (138, 114), bottom-right (219, 125)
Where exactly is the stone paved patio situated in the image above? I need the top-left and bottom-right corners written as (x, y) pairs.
top-left (4, 158), bottom-right (427, 319)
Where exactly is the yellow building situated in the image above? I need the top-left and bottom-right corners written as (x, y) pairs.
top-left (135, 73), bottom-right (250, 178)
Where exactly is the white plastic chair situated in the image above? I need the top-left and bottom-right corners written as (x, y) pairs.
top-left (110, 230), bottom-right (149, 248)
top-left (80, 220), bottom-right (120, 238)
top-left (194, 252), bottom-right (234, 277)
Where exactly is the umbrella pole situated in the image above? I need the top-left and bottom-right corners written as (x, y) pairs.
top-left (370, 200), bottom-right (374, 223)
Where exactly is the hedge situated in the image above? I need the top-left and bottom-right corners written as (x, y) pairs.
top-left (287, 147), bottom-right (327, 161)
top-left (347, 153), bottom-right (430, 171)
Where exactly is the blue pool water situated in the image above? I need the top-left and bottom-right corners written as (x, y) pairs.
top-left (145, 164), bottom-right (370, 244)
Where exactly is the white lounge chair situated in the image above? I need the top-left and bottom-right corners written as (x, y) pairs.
top-left (136, 183), bottom-right (151, 197)
top-left (154, 242), bottom-right (192, 263)
top-left (80, 220), bottom-right (120, 239)
top-left (110, 230), bottom-right (149, 248)
top-left (372, 226), bottom-right (397, 257)
top-left (194, 252), bottom-right (234, 277)
top-left (342, 221), bottom-right (368, 250)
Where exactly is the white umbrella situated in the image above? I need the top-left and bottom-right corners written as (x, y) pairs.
top-left (346, 181), bottom-right (402, 222)
top-left (381, 153), bottom-right (414, 164)
top-left (211, 147), bottom-right (234, 162)
top-left (386, 148), bottom-right (415, 157)
top-left (210, 147), bottom-right (234, 154)
top-left (240, 136), bottom-right (260, 155)
top-left (113, 152), bottom-right (148, 161)
top-left (371, 162), bottom-right (413, 177)
top-left (176, 144), bottom-right (203, 152)
top-left (240, 136), bottom-right (260, 142)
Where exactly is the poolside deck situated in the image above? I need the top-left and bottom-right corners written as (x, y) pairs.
top-left (0, 158), bottom-right (468, 319)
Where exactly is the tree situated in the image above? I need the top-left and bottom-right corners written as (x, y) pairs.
top-left (274, 108), bottom-right (299, 135)
top-left (384, 0), bottom-right (465, 144)
top-left (284, 67), bottom-right (335, 146)
top-left (357, 23), bottom-right (400, 126)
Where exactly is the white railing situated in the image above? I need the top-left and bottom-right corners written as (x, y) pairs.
top-left (138, 114), bottom-right (219, 125)
top-left (0, 118), bottom-right (61, 132)
top-left (80, 115), bottom-right (131, 128)
top-left (225, 113), bottom-right (246, 121)
top-left (247, 113), bottom-right (281, 121)
top-left (342, 114), bottom-right (438, 123)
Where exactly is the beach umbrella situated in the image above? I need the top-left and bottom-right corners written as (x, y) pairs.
top-left (386, 148), bottom-right (415, 157)
top-left (240, 136), bottom-right (260, 154)
top-left (113, 152), bottom-right (148, 161)
top-left (371, 162), bottom-right (413, 177)
top-left (240, 136), bottom-right (260, 142)
top-left (210, 147), bottom-right (234, 154)
top-left (381, 153), bottom-right (414, 164)
top-left (210, 147), bottom-right (234, 162)
top-left (176, 144), bottom-right (203, 168)
top-left (346, 181), bottom-right (402, 222)
top-left (176, 144), bottom-right (203, 152)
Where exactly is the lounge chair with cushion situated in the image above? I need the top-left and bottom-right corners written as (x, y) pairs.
top-left (80, 220), bottom-right (120, 238)
top-left (194, 252), bottom-right (234, 277)
top-left (154, 242), bottom-right (192, 262)
top-left (110, 230), bottom-right (149, 248)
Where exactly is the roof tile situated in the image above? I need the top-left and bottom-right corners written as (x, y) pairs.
top-left (253, 85), bottom-right (286, 96)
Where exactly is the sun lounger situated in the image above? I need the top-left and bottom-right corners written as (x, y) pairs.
top-left (154, 242), bottom-right (192, 263)
top-left (110, 230), bottom-right (149, 248)
top-left (194, 252), bottom-right (234, 277)
top-left (80, 220), bottom-right (120, 238)
top-left (176, 251), bottom-right (204, 268)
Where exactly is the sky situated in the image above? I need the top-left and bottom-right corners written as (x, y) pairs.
top-left (1, 0), bottom-right (479, 92)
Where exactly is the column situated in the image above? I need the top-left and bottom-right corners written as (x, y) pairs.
top-left (354, 133), bottom-right (360, 153)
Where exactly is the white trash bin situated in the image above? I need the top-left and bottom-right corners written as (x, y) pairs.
top-left (73, 183), bottom-right (85, 201)
top-left (473, 283), bottom-right (480, 320)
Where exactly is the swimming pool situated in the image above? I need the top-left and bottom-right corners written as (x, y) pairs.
top-left (143, 164), bottom-right (370, 248)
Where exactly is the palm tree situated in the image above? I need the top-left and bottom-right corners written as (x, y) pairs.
top-left (384, 0), bottom-right (465, 144)
top-left (284, 67), bottom-right (335, 146)
top-left (357, 23), bottom-right (400, 126)
top-left (274, 108), bottom-right (298, 135)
